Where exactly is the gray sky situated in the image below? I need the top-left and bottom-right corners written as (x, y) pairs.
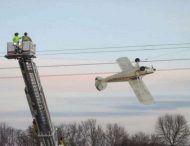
top-left (0, 0), bottom-right (190, 133)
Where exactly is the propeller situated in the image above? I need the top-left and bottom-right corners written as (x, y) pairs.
top-left (151, 65), bottom-right (156, 71)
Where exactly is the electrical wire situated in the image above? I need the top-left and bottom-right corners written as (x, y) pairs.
top-left (1, 42), bottom-right (190, 54)
top-left (157, 68), bottom-right (190, 71)
top-left (0, 58), bottom-right (190, 70)
top-left (0, 67), bottom-right (189, 79)
top-left (36, 42), bottom-right (190, 52)
top-left (37, 46), bottom-right (190, 55)
top-left (145, 47), bottom-right (190, 61)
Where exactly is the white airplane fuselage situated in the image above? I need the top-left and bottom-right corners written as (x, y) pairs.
top-left (103, 67), bottom-right (155, 83)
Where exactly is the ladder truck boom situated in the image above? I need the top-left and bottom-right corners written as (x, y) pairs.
top-left (5, 42), bottom-right (59, 146)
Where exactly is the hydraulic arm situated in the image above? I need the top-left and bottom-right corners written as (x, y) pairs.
top-left (5, 42), bottom-right (59, 146)
top-left (19, 58), bottom-right (57, 146)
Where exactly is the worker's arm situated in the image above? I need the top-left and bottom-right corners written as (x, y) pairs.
top-left (29, 37), bottom-right (32, 42)
top-left (12, 38), bottom-right (15, 42)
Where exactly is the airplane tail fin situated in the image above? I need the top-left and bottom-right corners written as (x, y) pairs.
top-left (95, 77), bottom-right (107, 91)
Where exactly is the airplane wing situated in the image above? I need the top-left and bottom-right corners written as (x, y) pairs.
top-left (128, 78), bottom-right (155, 105)
top-left (116, 57), bottom-right (135, 72)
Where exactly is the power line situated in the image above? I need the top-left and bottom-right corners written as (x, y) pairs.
top-left (1, 42), bottom-right (190, 54)
top-left (32, 42), bottom-right (190, 52)
top-left (157, 68), bottom-right (190, 71)
top-left (0, 62), bottom-right (115, 70)
top-left (0, 67), bottom-right (189, 79)
top-left (142, 58), bottom-right (190, 62)
top-left (38, 46), bottom-right (190, 55)
top-left (145, 47), bottom-right (190, 60)
top-left (0, 58), bottom-right (190, 70)
top-left (1, 46), bottom-right (190, 57)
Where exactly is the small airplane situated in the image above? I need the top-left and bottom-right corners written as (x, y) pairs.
top-left (95, 57), bottom-right (156, 105)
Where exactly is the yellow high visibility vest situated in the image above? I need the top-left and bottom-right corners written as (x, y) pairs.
top-left (22, 36), bottom-right (32, 41)
top-left (13, 36), bottom-right (21, 45)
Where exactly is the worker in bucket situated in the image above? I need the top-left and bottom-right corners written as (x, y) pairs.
top-left (22, 32), bottom-right (32, 42)
top-left (12, 32), bottom-right (22, 53)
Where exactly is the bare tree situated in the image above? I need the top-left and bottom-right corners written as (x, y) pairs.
top-left (129, 132), bottom-right (150, 146)
top-left (0, 123), bottom-right (17, 146)
top-left (6, 127), bottom-right (16, 146)
top-left (155, 114), bottom-right (190, 146)
top-left (81, 119), bottom-right (105, 146)
top-left (2, 115), bottom-right (189, 146)
top-left (105, 123), bottom-right (129, 146)
top-left (26, 126), bottom-right (40, 146)
top-left (57, 123), bottom-right (87, 146)
top-left (149, 134), bottom-right (166, 146)
top-left (57, 119), bottom-right (106, 146)
top-left (64, 123), bottom-right (78, 146)
top-left (15, 130), bottom-right (30, 146)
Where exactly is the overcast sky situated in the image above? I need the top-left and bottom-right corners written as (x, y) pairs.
top-left (0, 0), bottom-right (190, 133)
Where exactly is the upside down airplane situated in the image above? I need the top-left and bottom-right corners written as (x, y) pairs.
top-left (95, 57), bottom-right (156, 105)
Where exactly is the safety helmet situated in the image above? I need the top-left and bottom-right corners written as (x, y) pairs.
top-left (15, 32), bottom-right (19, 36)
